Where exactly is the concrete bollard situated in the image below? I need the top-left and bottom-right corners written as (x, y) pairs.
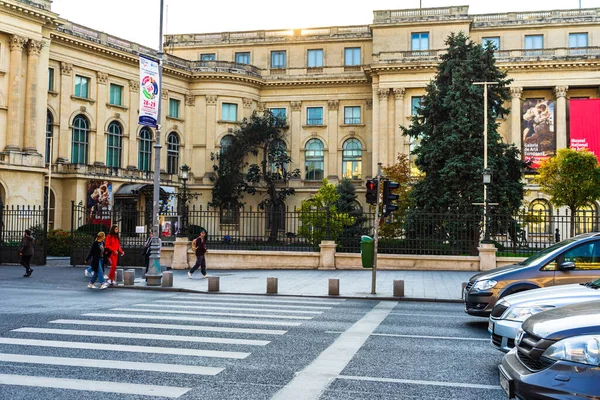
top-left (328, 278), bottom-right (340, 296)
top-left (267, 277), bottom-right (278, 294)
top-left (124, 269), bottom-right (135, 286)
top-left (208, 276), bottom-right (220, 292)
top-left (462, 282), bottom-right (468, 298)
top-left (116, 269), bottom-right (124, 283)
top-left (162, 271), bottom-right (173, 287)
top-left (393, 280), bottom-right (405, 297)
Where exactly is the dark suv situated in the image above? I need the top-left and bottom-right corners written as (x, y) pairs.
top-left (464, 233), bottom-right (600, 317)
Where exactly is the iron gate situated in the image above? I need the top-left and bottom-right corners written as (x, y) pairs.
top-left (0, 203), bottom-right (47, 265)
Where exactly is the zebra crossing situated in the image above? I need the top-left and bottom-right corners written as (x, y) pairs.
top-left (0, 293), bottom-right (345, 398)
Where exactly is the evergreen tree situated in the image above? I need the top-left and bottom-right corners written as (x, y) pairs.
top-left (402, 32), bottom-right (526, 253)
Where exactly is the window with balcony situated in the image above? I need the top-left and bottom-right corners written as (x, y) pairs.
top-left (412, 33), bottom-right (429, 51)
top-left (569, 33), bottom-right (588, 55)
top-left (271, 51), bottom-right (287, 68)
top-left (169, 98), bottom-right (180, 118)
top-left (106, 121), bottom-right (123, 168)
top-left (270, 108), bottom-right (287, 126)
top-left (269, 139), bottom-right (287, 178)
top-left (109, 84), bottom-right (123, 106)
top-left (200, 53), bottom-right (216, 61)
top-left (342, 138), bottom-right (362, 180)
top-left (482, 37), bottom-right (500, 51)
top-left (74, 75), bottom-right (89, 98)
top-left (344, 47), bottom-right (361, 66)
top-left (305, 139), bottom-right (324, 181)
top-left (222, 103), bottom-right (238, 122)
top-left (525, 35), bottom-right (543, 56)
top-left (307, 49), bottom-right (323, 68)
top-left (307, 107), bottom-right (323, 125)
top-left (138, 127), bottom-right (152, 171)
top-left (235, 52), bottom-right (250, 64)
top-left (166, 132), bottom-right (180, 174)
top-left (71, 115), bottom-right (89, 164)
top-left (344, 106), bottom-right (361, 125)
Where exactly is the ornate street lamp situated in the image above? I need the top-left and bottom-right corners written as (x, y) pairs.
top-left (482, 168), bottom-right (493, 243)
top-left (176, 164), bottom-right (198, 237)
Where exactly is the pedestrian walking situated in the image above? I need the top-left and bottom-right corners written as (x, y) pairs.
top-left (85, 232), bottom-right (109, 289)
top-left (105, 225), bottom-right (124, 286)
top-left (18, 229), bottom-right (34, 277)
top-left (142, 230), bottom-right (153, 280)
top-left (555, 228), bottom-right (561, 243)
top-left (85, 232), bottom-right (108, 280)
top-left (188, 230), bottom-right (208, 279)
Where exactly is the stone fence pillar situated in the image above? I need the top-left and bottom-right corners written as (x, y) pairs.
top-left (319, 240), bottom-right (336, 270)
top-left (171, 237), bottom-right (191, 270)
top-left (478, 243), bottom-right (497, 271)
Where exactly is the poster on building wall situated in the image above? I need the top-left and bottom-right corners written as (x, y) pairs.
top-left (139, 55), bottom-right (160, 127)
top-left (522, 99), bottom-right (555, 169)
top-left (569, 99), bottom-right (600, 158)
top-left (86, 180), bottom-right (112, 227)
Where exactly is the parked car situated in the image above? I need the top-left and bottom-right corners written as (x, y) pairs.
top-left (464, 233), bottom-right (600, 317)
top-left (499, 300), bottom-right (600, 400)
top-left (489, 278), bottom-right (600, 352)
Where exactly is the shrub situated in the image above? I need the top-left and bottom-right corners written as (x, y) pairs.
top-left (47, 229), bottom-right (71, 256)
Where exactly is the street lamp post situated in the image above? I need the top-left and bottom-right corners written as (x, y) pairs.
top-left (177, 164), bottom-right (198, 238)
top-left (146, 0), bottom-right (165, 287)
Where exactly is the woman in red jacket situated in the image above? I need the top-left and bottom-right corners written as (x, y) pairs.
top-left (105, 224), bottom-right (124, 286)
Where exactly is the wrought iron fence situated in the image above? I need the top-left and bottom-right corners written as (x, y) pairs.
top-left (0, 203), bottom-right (47, 265)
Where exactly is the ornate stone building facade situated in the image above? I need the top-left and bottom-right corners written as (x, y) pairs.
top-left (1, 1), bottom-right (600, 230)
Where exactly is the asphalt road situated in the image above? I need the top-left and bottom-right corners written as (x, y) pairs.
top-left (0, 267), bottom-right (506, 400)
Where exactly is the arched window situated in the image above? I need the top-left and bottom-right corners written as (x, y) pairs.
top-left (46, 110), bottom-right (53, 164)
top-left (220, 134), bottom-right (234, 156)
top-left (269, 139), bottom-right (287, 178)
top-left (106, 121), bottom-right (123, 168)
top-left (342, 138), bottom-right (362, 180)
top-left (166, 132), bottom-right (180, 174)
top-left (576, 203), bottom-right (597, 235)
top-left (71, 115), bottom-right (89, 164)
top-left (138, 127), bottom-right (153, 171)
top-left (528, 199), bottom-right (551, 234)
top-left (305, 139), bottom-right (324, 181)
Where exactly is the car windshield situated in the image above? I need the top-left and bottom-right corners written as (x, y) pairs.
top-left (517, 238), bottom-right (578, 266)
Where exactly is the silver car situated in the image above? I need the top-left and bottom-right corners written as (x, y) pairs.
top-left (488, 278), bottom-right (600, 352)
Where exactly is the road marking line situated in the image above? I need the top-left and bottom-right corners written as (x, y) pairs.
top-left (272, 301), bottom-right (397, 400)
top-left (155, 300), bottom-right (332, 310)
top-left (136, 303), bottom-right (323, 314)
top-left (0, 353), bottom-right (223, 375)
top-left (0, 338), bottom-right (249, 359)
top-left (324, 331), bottom-right (489, 341)
top-left (83, 313), bottom-right (302, 327)
top-left (0, 373), bottom-right (190, 398)
top-left (51, 319), bottom-right (287, 335)
top-left (389, 312), bottom-right (474, 318)
top-left (174, 295), bottom-right (343, 305)
top-left (111, 307), bottom-right (313, 320)
top-left (337, 375), bottom-right (502, 390)
top-left (13, 327), bottom-right (270, 346)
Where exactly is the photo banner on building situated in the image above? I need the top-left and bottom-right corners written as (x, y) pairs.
top-left (522, 99), bottom-right (555, 169)
top-left (86, 180), bottom-right (113, 227)
top-left (569, 99), bottom-right (600, 158)
top-left (139, 55), bottom-right (160, 127)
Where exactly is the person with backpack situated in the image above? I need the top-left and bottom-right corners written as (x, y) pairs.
top-left (18, 229), bottom-right (34, 277)
top-left (85, 231), bottom-right (109, 289)
top-left (105, 224), bottom-right (124, 286)
top-left (188, 230), bottom-right (207, 279)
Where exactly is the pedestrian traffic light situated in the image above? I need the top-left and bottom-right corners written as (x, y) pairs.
top-left (366, 179), bottom-right (378, 205)
top-left (382, 180), bottom-right (399, 217)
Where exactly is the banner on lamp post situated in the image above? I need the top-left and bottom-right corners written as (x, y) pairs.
top-left (138, 55), bottom-right (160, 127)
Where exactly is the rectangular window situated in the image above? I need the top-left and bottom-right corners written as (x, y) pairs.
top-left (344, 106), bottom-right (361, 124)
top-left (307, 49), bottom-right (323, 68)
top-left (524, 35), bottom-right (543, 56)
top-left (235, 52), bottom-right (250, 64)
top-left (344, 47), bottom-right (361, 66)
top-left (109, 84), bottom-right (123, 106)
top-left (411, 96), bottom-right (423, 116)
top-left (270, 108), bottom-right (287, 126)
top-left (200, 53), bottom-right (216, 61)
top-left (222, 103), bottom-right (238, 122)
top-left (48, 68), bottom-right (54, 91)
top-left (271, 51), bottom-right (286, 68)
top-left (169, 99), bottom-right (180, 118)
top-left (482, 37), bottom-right (500, 50)
top-left (74, 75), bottom-right (89, 98)
top-left (569, 33), bottom-right (588, 55)
top-left (412, 33), bottom-right (429, 51)
top-left (307, 107), bottom-right (323, 125)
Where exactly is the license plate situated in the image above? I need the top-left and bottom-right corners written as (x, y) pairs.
top-left (499, 366), bottom-right (514, 399)
top-left (488, 320), bottom-right (494, 334)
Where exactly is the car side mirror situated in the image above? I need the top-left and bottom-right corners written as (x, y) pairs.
top-left (559, 261), bottom-right (576, 271)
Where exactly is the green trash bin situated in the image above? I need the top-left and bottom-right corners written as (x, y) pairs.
top-left (360, 235), bottom-right (374, 269)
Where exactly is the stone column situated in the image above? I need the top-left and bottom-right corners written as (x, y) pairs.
top-left (127, 80), bottom-right (140, 169)
top-left (554, 86), bottom-right (569, 150)
top-left (5, 35), bottom-right (28, 152)
top-left (393, 88), bottom-right (406, 164)
top-left (57, 62), bottom-right (73, 163)
top-left (510, 87), bottom-right (523, 151)
top-left (371, 85), bottom-right (379, 173)
top-left (95, 72), bottom-right (108, 165)
top-left (23, 39), bottom-right (44, 153)
top-left (327, 100), bottom-right (339, 182)
top-left (290, 101), bottom-right (302, 175)
top-left (204, 95), bottom-right (217, 182)
top-left (377, 88), bottom-right (389, 167)
top-left (185, 93), bottom-right (196, 174)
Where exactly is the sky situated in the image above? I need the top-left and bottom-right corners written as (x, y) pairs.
top-left (50, 0), bottom-right (600, 49)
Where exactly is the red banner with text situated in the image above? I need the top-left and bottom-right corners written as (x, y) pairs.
top-left (570, 99), bottom-right (600, 160)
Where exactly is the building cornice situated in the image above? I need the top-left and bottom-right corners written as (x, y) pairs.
top-left (0, 0), bottom-right (60, 28)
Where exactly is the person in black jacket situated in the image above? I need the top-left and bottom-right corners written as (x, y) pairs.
top-left (18, 229), bottom-right (34, 277)
top-left (85, 231), bottom-right (109, 289)
top-left (188, 230), bottom-right (208, 279)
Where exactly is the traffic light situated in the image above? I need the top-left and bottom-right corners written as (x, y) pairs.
top-left (382, 180), bottom-right (399, 217)
top-left (365, 179), bottom-right (378, 205)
